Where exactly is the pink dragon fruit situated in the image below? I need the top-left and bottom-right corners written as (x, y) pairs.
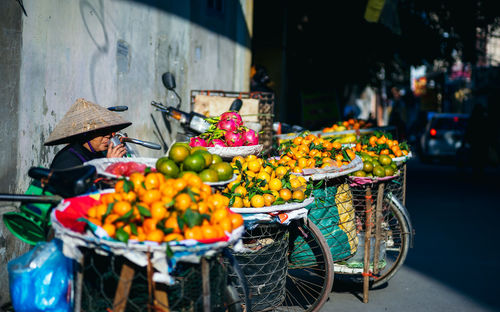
top-left (189, 136), bottom-right (207, 147)
top-left (220, 111), bottom-right (243, 127)
top-left (225, 131), bottom-right (245, 147)
top-left (217, 119), bottom-right (238, 132)
top-left (209, 139), bottom-right (226, 147)
top-left (243, 129), bottom-right (259, 146)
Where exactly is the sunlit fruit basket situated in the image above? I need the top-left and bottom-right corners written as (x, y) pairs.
top-left (52, 172), bottom-right (244, 246)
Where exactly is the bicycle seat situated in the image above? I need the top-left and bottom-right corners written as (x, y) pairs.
top-left (28, 165), bottom-right (97, 198)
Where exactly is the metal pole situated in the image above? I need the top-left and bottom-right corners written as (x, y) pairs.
top-left (373, 183), bottom-right (384, 275)
top-left (363, 187), bottom-right (373, 303)
top-left (202, 257), bottom-right (211, 312)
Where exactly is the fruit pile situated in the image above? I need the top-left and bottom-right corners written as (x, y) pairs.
top-left (85, 171), bottom-right (244, 243)
top-left (156, 143), bottom-right (234, 183)
top-left (353, 132), bottom-right (410, 159)
top-left (352, 153), bottom-right (398, 178)
top-left (223, 155), bottom-right (313, 208)
top-left (189, 111), bottom-right (259, 147)
top-left (276, 133), bottom-right (357, 174)
top-left (322, 119), bottom-right (373, 132)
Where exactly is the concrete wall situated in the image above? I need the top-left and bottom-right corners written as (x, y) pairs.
top-left (0, 0), bottom-right (252, 305)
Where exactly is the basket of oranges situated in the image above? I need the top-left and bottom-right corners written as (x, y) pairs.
top-left (222, 155), bottom-right (319, 213)
top-left (275, 133), bottom-right (363, 179)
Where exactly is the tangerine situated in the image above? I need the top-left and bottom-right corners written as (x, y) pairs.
top-left (279, 189), bottom-right (292, 201)
top-left (113, 201), bottom-right (132, 216)
top-left (146, 229), bottom-right (164, 243)
top-left (174, 193), bottom-right (192, 211)
top-left (250, 195), bottom-right (265, 208)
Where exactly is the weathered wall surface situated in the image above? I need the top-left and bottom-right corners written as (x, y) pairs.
top-left (0, 0), bottom-right (252, 305)
top-left (0, 0), bottom-right (32, 305)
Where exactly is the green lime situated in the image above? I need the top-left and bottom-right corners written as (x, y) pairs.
top-left (183, 153), bottom-right (206, 173)
top-left (155, 156), bottom-right (169, 170)
top-left (193, 150), bottom-right (213, 168)
top-left (168, 145), bottom-right (191, 163)
top-left (157, 159), bottom-right (179, 178)
top-left (172, 142), bottom-right (191, 151)
top-left (363, 162), bottom-right (373, 173)
top-left (210, 162), bottom-right (234, 181)
top-left (211, 154), bottom-right (223, 165)
top-left (373, 166), bottom-right (386, 177)
top-left (198, 168), bottom-right (219, 182)
top-left (384, 166), bottom-right (395, 177)
top-left (372, 160), bottom-right (381, 168)
top-left (353, 170), bottom-right (367, 177)
top-left (379, 155), bottom-right (392, 166)
top-left (190, 146), bottom-right (208, 155)
top-left (391, 163), bottom-right (397, 170)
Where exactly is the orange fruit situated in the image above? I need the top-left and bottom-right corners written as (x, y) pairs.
top-left (279, 189), bottom-right (292, 201)
top-left (87, 207), bottom-right (97, 219)
top-left (268, 178), bottom-right (282, 191)
top-left (247, 160), bottom-right (262, 173)
top-left (114, 180), bottom-right (126, 193)
top-left (219, 218), bottom-right (233, 233)
top-left (113, 201), bottom-right (132, 216)
top-left (230, 213), bottom-right (244, 229)
top-left (146, 229), bottom-right (164, 243)
top-left (95, 204), bottom-right (108, 218)
top-left (163, 233), bottom-right (184, 242)
top-left (201, 224), bottom-right (218, 240)
top-left (102, 223), bottom-right (116, 237)
top-left (150, 201), bottom-right (167, 220)
top-left (104, 213), bottom-right (119, 224)
top-left (100, 193), bottom-right (116, 205)
top-left (232, 196), bottom-right (244, 208)
top-left (211, 208), bottom-right (229, 224)
top-left (233, 186), bottom-right (247, 197)
top-left (129, 172), bottom-right (145, 189)
top-left (144, 172), bottom-right (161, 190)
top-left (122, 191), bottom-right (137, 202)
top-left (292, 190), bottom-right (305, 201)
top-left (263, 193), bottom-right (275, 206)
top-left (174, 193), bottom-right (192, 211)
top-left (275, 166), bottom-right (288, 178)
top-left (250, 195), bottom-right (265, 208)
top-left (141, 189), bottom-right (162, 205)
top-left (142, 218), bottom-right (157, 234)
top-left (164, 216), bottom-right (181, 234)
top-left (184, 226), bottom-right (204, 240)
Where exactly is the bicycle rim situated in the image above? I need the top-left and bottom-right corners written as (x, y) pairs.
top-left (278, 219), bottom-right (334, 312)
top-left (371, 200), bottom-right (410, 287)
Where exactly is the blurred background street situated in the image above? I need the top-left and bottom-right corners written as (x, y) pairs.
top-left (323, 157), bottom-right (500, 311)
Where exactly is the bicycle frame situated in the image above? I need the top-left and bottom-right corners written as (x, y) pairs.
top-left (385, 192), bottom-right (414, 248)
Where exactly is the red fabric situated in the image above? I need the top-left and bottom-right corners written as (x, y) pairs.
top-left (54, 195), bottom-right (100, 233)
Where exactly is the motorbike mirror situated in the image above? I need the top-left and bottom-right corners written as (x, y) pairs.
top-left (229, 99), bottom-right (243, 112)
top-left (162, 72), bottom-right (176, 90)
top-left (108, 106), bottom-right (128, 112)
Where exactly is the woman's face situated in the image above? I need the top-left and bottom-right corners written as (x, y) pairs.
top-left (86, 134), bottom-right (112, 152)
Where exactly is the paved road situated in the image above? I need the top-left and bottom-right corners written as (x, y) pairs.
top-left (322, 158), bottom-right (500, 312)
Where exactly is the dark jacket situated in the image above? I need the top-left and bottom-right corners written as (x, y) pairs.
top-left (50, 143), bottom-right (105, 169)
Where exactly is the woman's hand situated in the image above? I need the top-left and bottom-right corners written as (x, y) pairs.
top-left (107, 142), bottom-right (127, 158)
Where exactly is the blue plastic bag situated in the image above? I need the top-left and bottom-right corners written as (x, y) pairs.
top-left (8, 239), bottom-right (73, 312)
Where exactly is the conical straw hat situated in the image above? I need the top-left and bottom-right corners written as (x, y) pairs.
top-left (44, 98), bottom-right (132, 146)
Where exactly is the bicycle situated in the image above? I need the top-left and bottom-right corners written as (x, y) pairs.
top-left (1, 165), bottom-right (250, 312)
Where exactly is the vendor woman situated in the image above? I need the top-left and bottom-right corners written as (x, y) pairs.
top-left (45, 98), bottom-right (132, 169)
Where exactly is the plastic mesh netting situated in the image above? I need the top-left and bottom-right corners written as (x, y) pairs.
top-left (304, 177), bottom-right (358, 261)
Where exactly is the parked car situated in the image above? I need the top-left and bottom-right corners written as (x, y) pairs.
top-left (419, 112), bottom-right (469, 162)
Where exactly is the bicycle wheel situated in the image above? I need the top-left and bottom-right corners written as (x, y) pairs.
top-left (279, 219), bottom-right (334, 312)
top-left (223, 248), bottom-right (251, 312)
top-left (371, 196), bottom-right (410, 288)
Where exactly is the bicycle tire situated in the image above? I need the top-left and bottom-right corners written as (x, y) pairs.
top-left (278, 218), bottom-right (334, 312)
top-left (371, 197), bottom-right (410, 288)
top-left (223, 248), bottom-right (252, 312)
